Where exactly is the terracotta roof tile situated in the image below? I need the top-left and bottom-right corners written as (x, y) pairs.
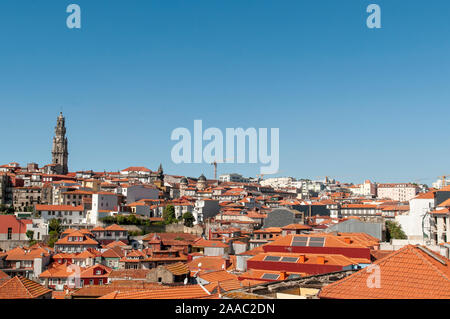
top-left (319, 245), bottom-right (450, 299)
top-left (0, 276), bottom-right (51, 299)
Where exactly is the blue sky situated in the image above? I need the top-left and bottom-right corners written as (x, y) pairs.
top-left (0, 0), bottom-right (449, 185)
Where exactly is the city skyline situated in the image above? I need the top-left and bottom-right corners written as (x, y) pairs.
top-left (1, 1), bottom-right (450, 184)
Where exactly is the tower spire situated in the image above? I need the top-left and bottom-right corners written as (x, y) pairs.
top-left (52, 112), bottom-right (69, 174)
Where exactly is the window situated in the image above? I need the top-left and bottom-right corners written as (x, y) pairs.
top-left (89, 280), bottom-right (94, 285)
top-left (7, 228), bottom-right (12, 240)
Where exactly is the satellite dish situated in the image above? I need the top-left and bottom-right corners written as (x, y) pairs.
top-left (184, 278), bottom-right (188, 285)
top-left (198, 263), bottom-right (202, 268)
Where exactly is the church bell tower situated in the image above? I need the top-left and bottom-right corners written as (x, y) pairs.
top-left (52, 112), bottom-right (69, 175)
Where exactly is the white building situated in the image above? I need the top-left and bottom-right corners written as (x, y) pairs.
top-left (86, 192), bottom-right (120, 224)
top-left (35, 204), bottom-right (87, 225)
top-left (395, 191), bottom-right (435, 240)
top-left (219, 173), bottom-right (249, 183)
top-left (121, 185), bottom-right (159, 204)
top-left (192, 199), bottom-right (220, 225)
top-left (348, 180), bottom-right (377, 197)
top-left (377, 183), bottom-right (419, 202)
top-left (260, 177), bottom-right (293, 189)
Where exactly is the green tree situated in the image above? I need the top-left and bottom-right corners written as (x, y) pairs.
top-left (386, 220), bottom-right (407, 241)
top-left (26, 230), bottom-right (37, 246)
top-left (47, 219), bottom-right (62, 247)
top-left (49, 219), bottom-right (62, 233)
top-left (163, 205), bottom-right (176, 224)
top-left (182, 212), bottom-right (195, 227)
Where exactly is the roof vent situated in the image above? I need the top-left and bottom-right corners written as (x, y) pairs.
top-left (416, 246), bottom-right (447, 265)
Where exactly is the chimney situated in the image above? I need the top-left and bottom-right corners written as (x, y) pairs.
top-left (317, 256), bottom-right (325, 264)
top-left (343, 238), bottom-right (352, 244)
top-left (279, 271), bottom-right (287, 280)
top-left (299, 255), bottom-right (306, 263)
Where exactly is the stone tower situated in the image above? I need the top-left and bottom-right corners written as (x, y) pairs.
top-left (52, 112), bottom-right (69, 175)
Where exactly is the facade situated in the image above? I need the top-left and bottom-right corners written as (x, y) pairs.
top-left (54, 230), bottom-right (99, 253)
top-left (35, 204), bottom-right (86, 225)
top-left (219, 174), bottom-right (250, 183)
top-left (377, 183), bottom-right (419, 201)
top-left (263, 208), bottom-right (305, 228)
top-left (192, 199), bottom-right (220, 225)
top-left (12, 186), bottom-right (41, 210)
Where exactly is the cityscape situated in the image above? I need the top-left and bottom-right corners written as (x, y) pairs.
top-left (0, 112), bottom-right (448, 300)
top-left (1, 0), bottom-right (450, 307)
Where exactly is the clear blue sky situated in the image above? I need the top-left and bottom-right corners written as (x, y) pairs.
top-left (0, 0), bottom-right (449, 185)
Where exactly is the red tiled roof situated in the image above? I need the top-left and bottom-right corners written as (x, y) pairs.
top-left (319, 245), bottom-right (450, 299)
top-left (0, 276), bottom-right (51, 299)
top-left (35, 204), bottom-right (84, 211)
top-left (98, 285), bottom-right (216, 299)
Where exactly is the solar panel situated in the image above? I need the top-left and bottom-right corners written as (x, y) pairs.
top-left (264, 256), bottom-right (281, 262)
top-left (287, 274), bottom-right (301, 279)
top-left (292, 236), bottom-right (308, 242)
top-left (261, 273), bottom-right (280, 280)
top-left (281, 257), bottom-right (298, 263)
top-left (307, 237), bottom-right (325, 247)
top-left (291, 241), bottom-right (308, 247)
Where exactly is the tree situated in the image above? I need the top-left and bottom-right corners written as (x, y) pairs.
top-left (163, 205), bottom-right (176, 224)
top-left (47, 219), bottom-right (62, 248)
top-left (182, 212), bottom-right (195, 227)
top-left (26, 230), bottom-right (37, 246)
top-left (49, 219), bottom-right (62, 233)
top-left (386, 220), bottom-right (407, 241)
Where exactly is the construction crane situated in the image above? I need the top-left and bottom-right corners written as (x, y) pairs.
top-left (210, 158), bottom-right (233, 180)
top-left (439, 175), bottom-right (450, 188)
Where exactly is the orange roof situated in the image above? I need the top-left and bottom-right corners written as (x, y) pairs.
top-left (438, 198), bottom-right (450, 207)
top-left (0, 276), bottom-right (51, 299)
top-left (188, 256), bottom-right (236, 272)
top-left (80, 264), bottom-right (112, 278)
top-left (192, 239), bottom-right (228, 248)
top-left (35, 204), bottom-right (84, 211)
top-left (319, 245), bottom-right (450, 299)
top-left (266, 233), bottom-right (378, 250)
top-left (105, 224), bottom-right (126, 231)
top-left (414, 191), bottom-right (436, 199)
top-left (204, 278), bottom-right (243, 293)
top-left (98, 285), bottom-right (215, 299)
top-left (197, 270), bottom-right (238, 283)
top-left (165, 262), bottom-right (190, 276)
top-left (6, 247), bottom-right (50, 261)
top-left (430, 208), bottom-right (450, 215)
top-left (39, 263), bottom-right (83, 278)
top-left (248, 252), bottom-right (363, 267)
top-left (55, 231), bottom-right (99, 246)
top-left (281, 223), bottom-right (312, 230)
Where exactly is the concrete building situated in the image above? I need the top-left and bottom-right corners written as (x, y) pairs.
top-left (377, 183), bottom-right (419, 202)
top-left (263, 208), bottom-right (305, 229)
top-left (122, 185), bottom-right (159, 204)
top-left (219, 173), bottom-right (250, 183)
top-left (35, 204), bottom-right (86, 226)
top-left (192, 199), bottom-right (220, 225)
